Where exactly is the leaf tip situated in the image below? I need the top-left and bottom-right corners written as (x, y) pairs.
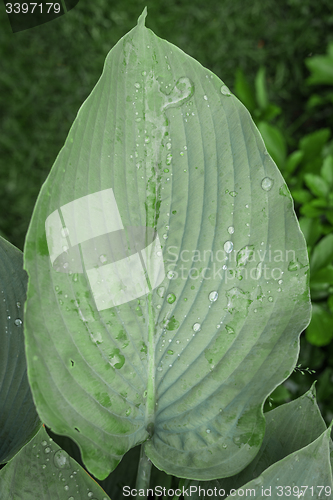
top-left (328, 419), bottom-right (333, 433)
top-left (309, 380), bottom-right (317, 396)
top-left (137, 7), bottom-right (147, 27)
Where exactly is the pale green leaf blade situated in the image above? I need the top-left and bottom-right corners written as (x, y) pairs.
top-left (0, 426), bottom-right (110, 499)
top-left (23, 9), bottom-right (311, 480)
top-left (0, 236), bottom-right (41, 464)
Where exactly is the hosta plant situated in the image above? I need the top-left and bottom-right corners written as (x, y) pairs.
top-left (0, 8), bottom-right (332, 500)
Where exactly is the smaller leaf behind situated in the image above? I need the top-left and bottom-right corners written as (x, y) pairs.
top-left (226, 426), bottom-right (333, 499)
top-left (0, 426), bottom-right (110, 500)
top-left (187, 384), bottom-right (333, 498)
top-left (0, 236), bottom-right (41, 464)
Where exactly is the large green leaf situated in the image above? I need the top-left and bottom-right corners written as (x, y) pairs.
top-left (0, 236), bottom-right (40, 464)
top-left (0, 425), bottom-right (110, 499)
top-left (23, 8), bottom-right (311, 480)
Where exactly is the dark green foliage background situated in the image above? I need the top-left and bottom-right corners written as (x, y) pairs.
top-left (0, 0), bottom-right (332, 249)
top-left (1, 0), bottom-right (333, 466)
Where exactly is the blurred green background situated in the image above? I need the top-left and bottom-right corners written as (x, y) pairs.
top-left (1, 0), bottom-right (333, 429)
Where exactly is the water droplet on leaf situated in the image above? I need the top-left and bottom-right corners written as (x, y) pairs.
top-left (224, 241), bottom-right (233, 254)
top-left (288, 260), bottom-right (299, 272)
top-left (54, 450), bottom-right (71, 469)
top-left (167, 293), bottom-right (176, 304)
top-left (209, 291), bottom-right (218, 302)
top-left (99, 254), bottom-right (107, 264)
top-left (236, 245), bottom-right (255, 267)
top-left (90, 331), bottom-right (103, 344)
top-left (225, 325), bottom-right (235, 334)
top-left (109, 349), bottom-right (125, 369)
top-left (221, 85), bottom-right (231, 96)
top-left (261, 177), bottom-right (274, 191)
top-left (255, 262), bottom-right (263, 280)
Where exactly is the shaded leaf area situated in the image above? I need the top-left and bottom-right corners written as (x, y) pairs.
top-left (226, 428), bottom-right (333, 499)
top-left (187, 385), bottom-right (333, 498)
top-left (0, 236), bottom-right (40, 464)
top-left (23, 8), bottom-right (310, 481)
top-left (0, 426), bottom-right (110, 500)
